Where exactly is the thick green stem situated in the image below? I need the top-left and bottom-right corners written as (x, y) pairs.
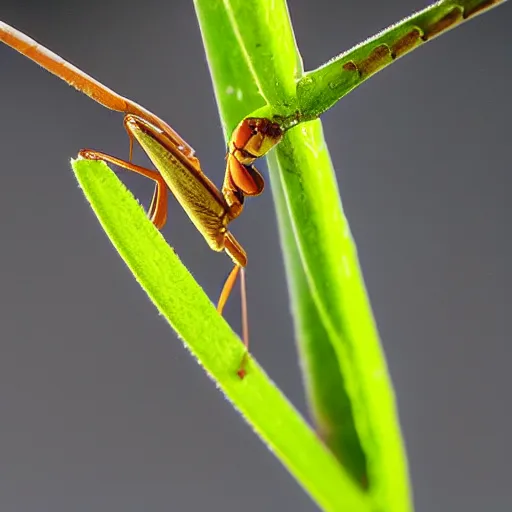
top-left (193, 1), bottom-right (506, 510)
top-left (271, 122), bottom-right (411, 511)
top-left (268, 150), bottom-right (368, 485)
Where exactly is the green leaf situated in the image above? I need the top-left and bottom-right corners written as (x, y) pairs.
top-left (297, 0), bottom-right (508, 119)
top-left (72, 158), bottom-right (370, 512)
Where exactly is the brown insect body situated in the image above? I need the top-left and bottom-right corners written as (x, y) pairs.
top-left (1, 20), bottom-right (284, 377)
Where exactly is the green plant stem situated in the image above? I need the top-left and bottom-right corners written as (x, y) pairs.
top-left (195, 1), bottom-right (414, 510)
top-left (297, 0), bottom-right (508, 119)
top-left (221, 0), bottom-right (302, 110)
top-left (267, 150), bottom-right (367, 485)
top-left (270, 122), bottom-right (411, 512)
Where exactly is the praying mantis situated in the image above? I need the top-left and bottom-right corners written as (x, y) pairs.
top-left (0, 20), bottom-right (284, 378)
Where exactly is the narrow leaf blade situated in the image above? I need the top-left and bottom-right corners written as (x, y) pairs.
top-left (71, 158), bottom-right (370, 512)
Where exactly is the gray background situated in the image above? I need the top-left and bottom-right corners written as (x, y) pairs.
top-left (0, 1), bottom-right (510, 510)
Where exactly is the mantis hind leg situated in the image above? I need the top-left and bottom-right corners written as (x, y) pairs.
top-left (218, 265), bottom-right (249, 379)
top-left (80, 148), bottom-right (250, 378)
top-left (78, 149), bottom-right (168, 229)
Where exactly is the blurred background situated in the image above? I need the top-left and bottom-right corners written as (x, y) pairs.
top-left (0, 1), bottom-right (510, 510)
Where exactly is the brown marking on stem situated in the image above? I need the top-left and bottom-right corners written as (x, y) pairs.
top-left (342, 61), bottom-right (359, 74)
top-left (391, 29), bottom-right (422, 58)
top-left (359, 44), bottom-right (392, 77)
top-left (422, 7), bottom-right (464, 41)
top-left (464, 0), bottom-right (501, 18)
